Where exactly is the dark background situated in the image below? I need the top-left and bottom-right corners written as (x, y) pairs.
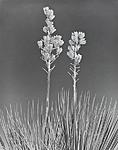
top-left (0, 0), bottom-right (118, 114)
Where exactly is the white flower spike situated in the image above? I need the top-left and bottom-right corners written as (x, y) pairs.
top-left (67, 30), bottom-right (86, 150)
top-left (67, 31), bottom-right (86, 63)
top-left (37, 6), bottom-right (64, 122)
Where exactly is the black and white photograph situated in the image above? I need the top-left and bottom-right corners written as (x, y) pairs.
top-left (0, 0), bottom-right (118, 149)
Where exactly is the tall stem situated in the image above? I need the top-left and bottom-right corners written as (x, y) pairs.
top-left (73, 59), bottom-right (77, 150)
top-left (46, 60), bottom-right (51, 122)
top-left (45, 31), bottom-right (51, 122)
top-left (73, 63), bottom-right (77, 107)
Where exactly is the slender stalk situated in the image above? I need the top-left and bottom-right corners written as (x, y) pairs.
top-left (46, 31), bottom-right (51, 122)
top-left (73, 60), bottom-right (77, 107)
top-left (73, 57), bottom-right (77, 150)
top-left (46, 60), bottom-right (51, 121)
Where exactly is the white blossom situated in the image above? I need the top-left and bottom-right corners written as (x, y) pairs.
top-left (69, 39), bottom-right (74, 45)
top-left (43, 7), bottom-right (55, 21)
top-left (37, 40), bottom-right (43, 48)
top-left (43, 35), bottom-right (50, 45)
top-left (43, 7), bottom-right (49, 15)
top-left (57, 47), bottom-right (62, 55)
top-left (76, 44), bottom-right (81, 51)
top-left (43, 26), bottom-right (48, 33)
top-left (67, 51), bottom-right (74, 59)
top-left (79, 38), bottom-right (86, 45)
top-left (67, 31), bottom-right (86, 64)
top-left (47, 44), bottom-right (53, 52)
top-left (75, 54), bottom-right (82, 64)
top-left (37, 7), bottom-right (64, 64)
top-left (50, 54), bottom-right (55, 62)
top-left (49, 25), bottom-right (56, 34)
top-left (78, 32), bottom-right (85, 38)
top-left (51, 35), bottom-right (64, 48)
top-left (71, 31), bottom-right (79, 44)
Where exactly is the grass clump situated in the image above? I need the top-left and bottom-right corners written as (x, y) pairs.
top-left (1, 91), bottom-right (118, 150)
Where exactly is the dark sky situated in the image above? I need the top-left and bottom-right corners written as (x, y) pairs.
top-left (0, 0), bottom-right (118, 110)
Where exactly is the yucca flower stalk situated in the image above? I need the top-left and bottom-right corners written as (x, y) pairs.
top-left (67, 31), bottom-right (86, 107)
top-left (67, 31), bottom-right (86, 150)
top-left (37, 7), bottom-right (64, 122)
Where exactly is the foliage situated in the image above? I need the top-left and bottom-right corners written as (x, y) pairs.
top-left (1, 91), bottom-right (118, 150)
top-left (0, 136), bottom-right (6, 150)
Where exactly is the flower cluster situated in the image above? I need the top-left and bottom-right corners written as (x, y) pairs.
top-left (43, 7), bottom-right (56, 34)
top-left (43, 7), bottom-right (55, 21)
top-left (37, 7), bottom-right (64, 64)
top-left (67, 31), bottom-right (86, 65)
top-left (37, 35), bottom-right (64, 63)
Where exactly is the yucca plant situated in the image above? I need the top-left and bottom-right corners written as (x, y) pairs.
top-left (67, 31), bottom-right (86, 106)
top-left (67, 31), bottom-right (86, 150)
top-left (1, 5), bottom-right (118, 150)
top-left (37, 6), bottom-right (64, 122)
